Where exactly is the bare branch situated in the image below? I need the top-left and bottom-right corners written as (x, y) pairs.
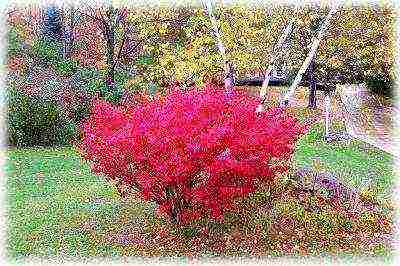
top-left (97, 7), bottom-right (111, 31)
top-left (86, 6), bottom-right (102, 22)
top-left (7, 8), bottom-right (19, 17)
top-left (81, 7), bottom-right (112, 41)
top-left (115, 7), bottom-right (127, 25)
top-left (114, 23), bottom-right (131, 67)
top-left (121, 37), bottom-right (146, 58)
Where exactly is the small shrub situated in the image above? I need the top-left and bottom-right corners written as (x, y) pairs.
top-left (71, 99), bottom-right (92, 123)
top-left (55, 119), bottom-right (79, 145)
top-left (92, 80), bottom-right (124, 105)
top-left (79, 84), bottom-right (306, 226)
top-left (103, 83), bottom-right (124, 104)
top-left (31, 38), bottom-right (62, 66)
top-left (7, 27), bottom-right (23, 57)
top-left (114, 69), bottom-right (131, 86)
top-left (72, 67), bottom-right (101, 96)
top-left (7, 87), bottom-right (78, 147)
top-left (365, 73), bottom-right (394, 98)
top-left (55, 58), bottom-right (79, 76)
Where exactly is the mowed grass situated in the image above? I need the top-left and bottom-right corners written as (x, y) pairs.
top-left (6, 126), bottom-right (395, 257)
top-left (294, 123), bottom-right (394, 203)
top-left (6, 147), bottom-right (156, 258)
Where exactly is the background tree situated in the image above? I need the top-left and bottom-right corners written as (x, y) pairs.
top-left (81, 6), bottom-right (130, 90)
top-left (43, 6), bottom-right (63, 41)
top-left (286, 6), bottom-right (395, 96)
top-left (218, 5), bottom-right (293, 79)
top-left (62, 6), bottom-right (76, 58)
top-left (7, 4), bottom-right (395, 99)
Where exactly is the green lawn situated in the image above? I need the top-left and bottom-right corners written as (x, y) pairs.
top-left (6, 147), bottom-right (157, 258)
top-left (6, 126), bottom-right (395, 258)
top-left (294, 124), bottom-right (394, 203)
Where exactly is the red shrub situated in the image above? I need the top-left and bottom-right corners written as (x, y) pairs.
top-left (79, 84), bottom-right (306, 225)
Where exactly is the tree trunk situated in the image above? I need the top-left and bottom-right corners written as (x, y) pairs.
top-left (259, 19), bottom-right (294, 106)
top-left (65, 6), bottom-right (75, 58)
top-left (105, 8), bottom-right (115, 91)
top-left (106, 37), bottom-right (115, 90)
top-left (202, 0), bottom-right (234, 90)
top-left (308, 58), bottom-right (317, 109)
top-left (324, 90), bottom-right (332, 140)
top-left (224, 63), bottom-right (235, 89)
top-left (60, 8), bottom-right (66, 56)
top-left (281, 8), bottom-right (337, 107)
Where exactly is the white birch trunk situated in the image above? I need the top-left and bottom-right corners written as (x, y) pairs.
top-left (202, 0), bottom-right (232, 88)
top-left (281, 8), bottom-right (337, 106)
top-left (256, 19), bottom-right (293, 112)
top-left (259, 19), bottom-right (293, 100)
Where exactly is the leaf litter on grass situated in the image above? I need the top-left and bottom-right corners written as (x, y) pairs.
top-left (6, 135), bottom-right (395, 258)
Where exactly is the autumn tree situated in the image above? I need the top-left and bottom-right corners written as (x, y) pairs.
top-left (80, 6), bottom-right (130, 90)
top-left (287, 6), bottom-right (395, 93)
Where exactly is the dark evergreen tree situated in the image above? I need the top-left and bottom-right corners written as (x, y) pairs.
top-left (43, 6), bottom-right (63, 40)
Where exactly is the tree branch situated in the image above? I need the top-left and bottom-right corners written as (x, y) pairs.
top-left (115, 7), bottom-right (127, 25)
top-left (114, 24), bottom-right (131, 67)
top-left (121, 37), bottom-right (146, 58)
top-left (81, 8), bottom-right (109, 37)
top-left (281, 7), bottom-right (337, 107)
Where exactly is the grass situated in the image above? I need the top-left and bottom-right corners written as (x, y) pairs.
top-left (6, 147), bottom-right (157, 258)
top-left (294, 122), bottom-right (394, 203)
top-left (6, 124), bottom-right (395, 258)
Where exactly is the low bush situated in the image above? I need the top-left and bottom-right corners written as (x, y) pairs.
top-left (365, 73), bottom-right (394, 98)
top-left (55, 58), bottom-right (79, 76)
top-left (31, 38), bottom-right (62, 66)
top-left (79, 84), bottom-right (306, 227)
top-left (7, 86), bottom-right (78, 147)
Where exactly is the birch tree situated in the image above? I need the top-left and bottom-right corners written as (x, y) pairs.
top-left (201, 0), bottom-right (233, 89)
top-left (256, 17), bottom-right (294, 112)
top-left (281, 7), bottom-right (337, 106)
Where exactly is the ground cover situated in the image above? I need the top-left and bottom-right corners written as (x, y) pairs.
top-left (6, 122), bottom-right (394, 259)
